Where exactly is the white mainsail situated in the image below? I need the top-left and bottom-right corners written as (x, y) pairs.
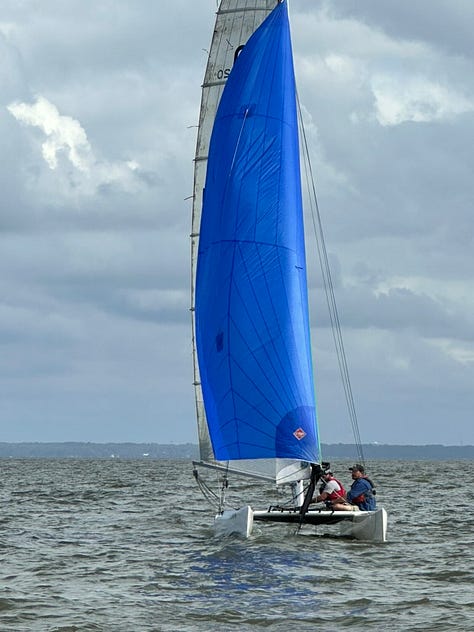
top-left (191, 1), bottom-right (278, 464)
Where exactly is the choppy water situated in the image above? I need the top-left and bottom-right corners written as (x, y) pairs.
top-left (0, 458), bottom-right (473, 631)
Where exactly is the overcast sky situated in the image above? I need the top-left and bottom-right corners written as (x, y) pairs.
top-left (1, 1), bottom-right (473, 446)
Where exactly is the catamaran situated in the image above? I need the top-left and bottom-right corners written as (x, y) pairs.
top-left (190, 0), bottom-right (387, 542)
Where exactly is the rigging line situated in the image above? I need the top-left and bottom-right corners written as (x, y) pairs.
top-left (296, 96), bottom-right (365, 465)
top-left (229, 107), bottom-right (251, 174)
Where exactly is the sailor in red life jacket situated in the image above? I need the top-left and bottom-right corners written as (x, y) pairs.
top-left (311, 468), bottom-right (347, 509)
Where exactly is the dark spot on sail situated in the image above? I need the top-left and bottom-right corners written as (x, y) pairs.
top-left (216, 332), bottom-right (224, 352)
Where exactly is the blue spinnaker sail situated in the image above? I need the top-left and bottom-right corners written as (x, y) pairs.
top-left (195, 1), bottom-right (319, 463)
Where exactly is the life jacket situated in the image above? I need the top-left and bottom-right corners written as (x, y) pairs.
top-left (352, 478), bottom-right (376, 503)
top-left (364, 476), bottom-right (376, 495)
top-left (350, 478), bottom-right (376, 510)
top-left (325, 477), bottom-right (346, 502)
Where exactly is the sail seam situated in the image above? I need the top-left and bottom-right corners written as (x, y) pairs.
top-left (202, 81), bottom-right (226, 89)
top-left (218, 9), bottom-right (271, 16)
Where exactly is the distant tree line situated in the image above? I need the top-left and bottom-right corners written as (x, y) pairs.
top-left (0, 442), bottom-right (473, 460)
top-left (0, 442), bottom-right (198, 459)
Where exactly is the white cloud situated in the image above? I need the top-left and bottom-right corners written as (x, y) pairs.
top-left (428, 338), bottom-right (474, 365)
top-left (372, 74), bottom-right (474, 126)
top-left (323, 53), bottom-right (361, 80)
top-left (8, 96), bottom-right (92, 171)
top-left (7, 95), bottom-right (142, 195)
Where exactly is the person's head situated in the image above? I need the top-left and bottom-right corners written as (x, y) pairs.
top-left (322, 468), bottom-right (333, 480)
top-left (349, 464), bottom-right (365, 479)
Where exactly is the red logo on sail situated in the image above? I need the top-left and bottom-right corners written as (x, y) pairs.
top-left (293, 428), bottom-right (306, 440)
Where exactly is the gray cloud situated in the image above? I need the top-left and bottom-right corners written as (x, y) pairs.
top-left (1, 1), bottom-right (473, 445)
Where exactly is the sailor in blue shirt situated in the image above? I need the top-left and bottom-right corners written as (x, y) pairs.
top-left (346, 464), bottom-right (376, 511)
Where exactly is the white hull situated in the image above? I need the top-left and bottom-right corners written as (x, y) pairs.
top-left (214, 506), bottom-right (254, 538)
top-left (215, 506), bottom-right (387, 543)
top-left (338, 507), bottom-right (387, 542)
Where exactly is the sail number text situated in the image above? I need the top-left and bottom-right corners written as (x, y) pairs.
top-left (215, 44), bottom-right (245, 81)
top-left (215, 68), bottom-right (231, 80)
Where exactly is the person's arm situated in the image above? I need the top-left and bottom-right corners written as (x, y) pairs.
top-left (315, 491), bottom-right (329, 503)
top-left (312, 481), bottom-right (332, 503)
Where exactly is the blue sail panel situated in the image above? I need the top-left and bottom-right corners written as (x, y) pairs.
top-left (195, 1), bottom-right (319, 463)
